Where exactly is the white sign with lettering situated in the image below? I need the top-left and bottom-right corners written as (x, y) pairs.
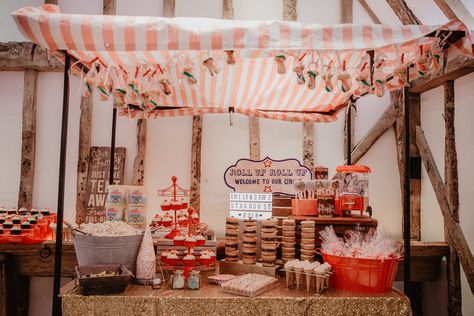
top-left (229, 193), bottom-right (273, 220)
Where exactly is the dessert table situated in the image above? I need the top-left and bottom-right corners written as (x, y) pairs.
top-left (61, 280), bottom-right (411, 316)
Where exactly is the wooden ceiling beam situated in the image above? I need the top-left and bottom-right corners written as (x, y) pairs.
top-left (357, 0), bottom-right (381, 24)
top-left (0, 42), bottom-right (62, 72)
top-left (386, 0), bottom-right (421, 24)
top-left (434, 0), bottom-right (474, 29)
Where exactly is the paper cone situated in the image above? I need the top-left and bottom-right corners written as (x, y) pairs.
top-left (136, 227), bottom-right (156, 280)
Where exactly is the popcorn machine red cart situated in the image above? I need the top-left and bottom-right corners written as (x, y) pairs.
top-left (334, 165), bottom-right (372, 217)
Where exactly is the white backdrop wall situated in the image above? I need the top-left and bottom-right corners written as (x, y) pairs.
top-left (0, 0), bottom-right (473, 315)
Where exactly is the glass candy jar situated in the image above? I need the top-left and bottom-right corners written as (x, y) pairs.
top-left (172, 270), bottom-right (185, 290)
top-left (187, 271), bottom-right (201, 290)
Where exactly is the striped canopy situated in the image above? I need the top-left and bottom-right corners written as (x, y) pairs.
top-left (12, 4), bottom-right (472, 122)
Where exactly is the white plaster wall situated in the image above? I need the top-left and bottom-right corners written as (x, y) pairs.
top-left (0, 0), bottom-right (473, 315)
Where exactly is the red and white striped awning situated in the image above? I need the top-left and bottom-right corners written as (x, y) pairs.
top-left (11, 4), bottom-right (472, 122)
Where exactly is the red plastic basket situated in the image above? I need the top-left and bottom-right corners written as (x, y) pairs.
top-left (322, 252), bottom-right (401, 293)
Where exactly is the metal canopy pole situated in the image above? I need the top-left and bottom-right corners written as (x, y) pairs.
top-left (52, 52), bottom-right (71, 316)
top-left (403, 70), bottom-right (412, 301)
top-left (109, 107), bottom-right (117, 185)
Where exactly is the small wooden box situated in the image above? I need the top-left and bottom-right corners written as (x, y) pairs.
top-left (291, 199), bottom-right (318, 216)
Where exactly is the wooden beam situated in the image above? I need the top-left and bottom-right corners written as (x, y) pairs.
top-left (434, 0), bottom-right (474, 29)
top-left (223, 0), bottom-right (234, 19)
top-left (349, 99), bottom-right (398, 164)
top-left (392, 90), bottom-right (406, 226)
top-left (132, 119), bottom-right (146, 186)
top-left (340, 0), bottom-right (353, 23)
top-left (341, 1), bottom-right (354, 163)
top-left (357, 0), bottom-right (382, 24)
top-left (282, 0), bottom-right (297, 21)
top-left (190, 115), bottom-right (202, 215)
top-left (386, 0), bottom-right (421, 24)
top-left (416, 126), bottom-right (474, 293)
top-left (443, 80), bottom-right (462, 316)
top-left (75, 96), bottom-right (92, 225)
top-left (103, 0), bottom-right (116, 15)
top-left (163, 0), bottom-right (176, 18)
top-left (0, 42), bottom-right (62, 72)
top-left (44, 0), bottom-right (58, 4)
top-left (17, 69), bottom-right (38, 210)
top-left (408, 93), bottom-right (421, 241)
top-left (249, 116), bottom-right (261, 160)
top-left (410, 56), bottom-right (474, 93)
top-left (302, 122), bottom-right (314, 168)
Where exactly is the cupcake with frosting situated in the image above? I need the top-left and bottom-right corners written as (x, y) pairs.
top-left (21, 221), bottom-right (32, 230)
top-left (160, 250), bottom-right (170, 264)
top-left (184, 236), bottom-right (196, 248)
top-left (162, 215), bottom-right (173, 227)
top-left (177, 215), bottom-right (187, 226)
top-left (166, 252), bottom-right (179, 265)
top-left (0, 216), bottom-right (5, 224)
top-left (18, 208), bottom-right (28, 215)
top-left (12, 216), bottom-right (21, 224)
top-left (160, 200), bottom-right (171, 211)
top-left (10, 226), bottom-right (21, 235)
top-left (151, 215), bottom-right (162, 228)
top-left (180, 198), bottom-right (188, 210)
top-left (7, 208), bottom-right (17, 215)
top-left (173, 234), bottom-right (185, 246)
top-left (0, 207), bottom-right (6, 214)
top-left (195, 234), bottom-right (205, 246)
top-left (30, 208), bottom-right (39, 215)
top-left (183, 254), bottom-right (195, 266)
top-left (28, 217), bottom-right (37, 225)
top-left (199, 253), bottom-right (212, 265)
top-left (3, 220), bottom-right (13, 229)
top-left (40, 208), bottom-right (51, 216)
top-left (171, 201), bottom-right (182, 211)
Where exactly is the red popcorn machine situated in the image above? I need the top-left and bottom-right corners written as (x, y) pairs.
top-left (334, 165), bottom-right (372, 217)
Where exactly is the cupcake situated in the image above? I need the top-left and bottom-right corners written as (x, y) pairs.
top-left (166, 253), bottom-right (179, 265)
top-left (183, 254), bottom-right (196, 266)
top-left (199, 253), bottom-right (213, 265)
top-left (18, 208), bottom-right (28, 215)
top-left (21, 221), bottom-right (32, 230)
top-left (177, 215), bottom-right (187, 225)
top-left (40, 208), bottom-right (51, 216)
top-left (184, 236), bottom-right (196, 248)
top-left (171, 201), bottom-right (182, 211)
top-left (0, 216), bottom-right (5, 224)
top-left (30, 208), bottom-right (39, 215)
top-left (3, 221), bottom-right (13, 229)
top-left (173, 234), bottom-right (185, 246)
top-left (10, 226), bottom-right (21, 235)
top-left (162, 216), bottom-right (173, 227)
top-left (160, 250), bottom-right (170, 264)
top-left (195, 235), bottom-right (205, 246)
top-left (161, 200), bottom-right (171, 211)
top-left (12, 216), bottom-right (21, 224)
top-left (28, 217), bottom-right (37, 225)
top-left (7, 208), bottom-right (17, 215)
top-left (180, 199), bottom-right (188, 210)
top-left (151, 215), bottom-right (162, 228)
top-left (0, 207), bottom-right (6, 214)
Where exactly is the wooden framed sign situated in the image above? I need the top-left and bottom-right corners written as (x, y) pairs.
top-left (229, 192), bottom-right (272, 220)
top-left (224, 157), bottom-right (312, 195)
top-left (85, 146), bottom-right (126, 223)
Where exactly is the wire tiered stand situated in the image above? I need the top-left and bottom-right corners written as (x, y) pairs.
top-left (157, 176), bottom-right (191, 239)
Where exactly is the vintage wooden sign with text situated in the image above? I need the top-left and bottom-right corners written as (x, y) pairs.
top-left (85, 146), bottom-right (126, 223)
top-left (224, 157), bottom-right (312, 195)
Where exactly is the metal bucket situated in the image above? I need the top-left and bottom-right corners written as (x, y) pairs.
top-left (73, 232), bottom-right (144, 274)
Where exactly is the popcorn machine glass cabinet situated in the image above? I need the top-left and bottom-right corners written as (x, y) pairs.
top-left (334, 165), bottom-right (372, 217)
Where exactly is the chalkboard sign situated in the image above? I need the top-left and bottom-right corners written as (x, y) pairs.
top-left (85, 146), bottom-right (126, 223)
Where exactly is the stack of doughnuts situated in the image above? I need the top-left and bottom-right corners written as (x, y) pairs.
top-left (300, 220), bottom-right (315, 262)
top-left (281, 218), bottom-right (296, 263)
top-left (242, 219), bottom-right (257, 265)
top-left (260, 219), bottom-right (277, 267)
top-left (225, 217), bottom-right (240, 262)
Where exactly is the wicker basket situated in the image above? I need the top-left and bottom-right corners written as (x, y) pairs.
top-left (75, 264), bottom-right (132, 295)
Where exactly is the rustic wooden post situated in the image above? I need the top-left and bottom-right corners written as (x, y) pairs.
top-left (132, 119), bottom-right (146, 185)
top-left (190, 115), bottom-right (203, 214)
top-left (163, 0), bottom-right (176, 18)
top-left (341, 0), bottom-right (354, 163)
top-left (386, 0), bottom-right (421, 24)
top-left (357, 0), bottom-right (381, 24)
top-left (17, 69), bottom-right (38, 210)
top-left (443, 80), bottom-right (462, 316)
top-left (75, 96), bottom-right (92, 224)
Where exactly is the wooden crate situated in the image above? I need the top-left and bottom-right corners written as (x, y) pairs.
top-left (218, 260), bottom-right (279, 277)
